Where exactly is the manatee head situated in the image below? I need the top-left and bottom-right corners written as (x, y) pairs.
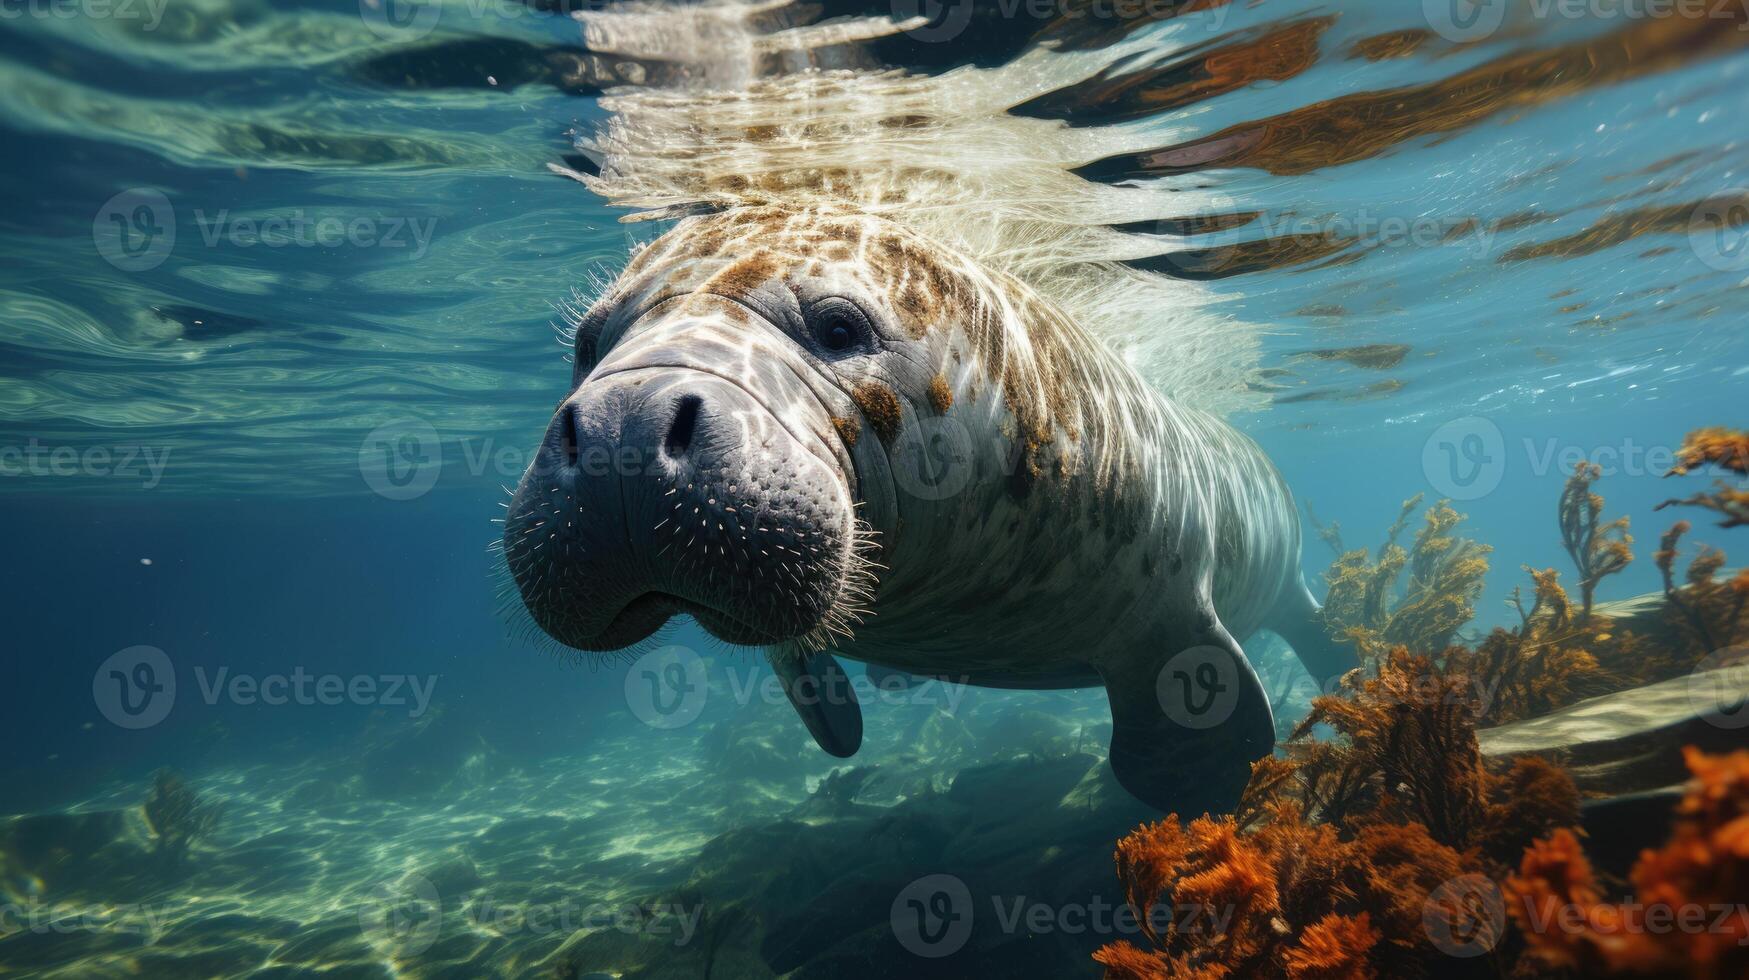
top-left (503, 208), bottom-right (982, 653)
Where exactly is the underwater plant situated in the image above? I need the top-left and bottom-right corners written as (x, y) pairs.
top-left (1444, 463), bottom-right (1657, 720)
top-left (1649, 521), bottom-right (1749, 670)
top-left (1315, 495), bottom-right (1492, 663)
top-left (1094, 649), bottom-right (1582, 980)
top-left (1452, 452), bottom-right (1741, 694)
top-left (1100, 434), bottom-right (1749, 979)
top-left (1660, 426), bottom-right (1749, 529)
top-left (1651, 428), bottom-right (1749, 660)
top-left (1505, 748), bottom-right (1749, 978)
top-left (1312, 474), bottom-right (1622, 724)
top-left (1441, 564), bottom-right (1620, 725)
top-left (1558, 461), bottom-right (1634, 618)
top-left (142, 768), bottom-right (222, 865)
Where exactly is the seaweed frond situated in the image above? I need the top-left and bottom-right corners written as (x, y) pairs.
top-left (1431, 466), bottom-right (1646, 722)
top-left (1319, 497), bottom-right (1491, 664)
top-left (1506, 748), bottom-right (1749, 977)
top-left (1305, 501), bottom-right (1345, 556)
top-left (1668, 426), bottom-right (1749, 477)
top-left (142, 769), bottom-right (223, 864)
top-left (1281, 912), bottom-right (1380, 980)
top-left (1559, 461), bottom-right (1633, 618)
top-left (1096, 651), bottom-right (1582, 980)
top-left (1098, 429), bottom-right (1749, 979)
top-left (1659, 426), bottom-right (1749, 529)
top-left (1444, 565), bottom-right (1619, 725)
top-left (1652, 520), bottom-right (1749, 662)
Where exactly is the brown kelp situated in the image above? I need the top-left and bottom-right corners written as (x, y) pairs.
top-left (1559, 461), bottom-right (1635, 618)
top-left (1094, 649), bottom-right (1581, 980)
top-left (1315, 495), bottom-right (1492, 663)
top-left (1644, 521), bottom-right (1748, 676)
top-left (1660, 426), bottom-right (1749, 529)
top-left (1312, 475), bottom-right (1624, 725)
top-left (1097, 427), bottom-right (1749, 979)
top-left (1441, 565), bottom-right (1620, 726)
top-left (1506, 748), bottom-right (1749, 978)
top-left (1652, 427), bottom-right (1749, 658)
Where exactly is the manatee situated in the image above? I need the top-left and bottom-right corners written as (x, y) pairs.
top-left (502, 205), bottom-right (1352, 813)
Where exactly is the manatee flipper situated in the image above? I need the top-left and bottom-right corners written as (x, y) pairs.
top-left (1096, 621), bottom-right (1274, 814)
top-left (1266, 576), bottom-right (1357, 689)
top-left (864, 662), bottom-right (920, 690)
top-left (768, 646), bottom-right (863, 758)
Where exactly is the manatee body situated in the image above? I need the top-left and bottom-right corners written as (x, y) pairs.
top-left (504, 206), bottom-right (1352, 813)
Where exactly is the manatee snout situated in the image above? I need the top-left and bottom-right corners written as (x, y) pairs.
top-left (504, 331), bottom-right (861, 651)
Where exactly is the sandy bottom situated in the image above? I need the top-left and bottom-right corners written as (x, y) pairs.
top-left (1, 661), bottom-right (1192, 979)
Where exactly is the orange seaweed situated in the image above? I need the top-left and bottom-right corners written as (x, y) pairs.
top-left (1668, 427), bottom-right (1749, 477)
top-left (1660, 426), bottom-right (1749, 528)
top-left (1101, 431), bottom-right (1749, 979)
top-left (1096, 651), bottom-right (1583, 979)
top-left (1282, 913), bottom-right (1380, 980)
top-left (1506, 749), bottom-right (1749, 978)
top-left (1651, 521), bottom-right (1748, 665)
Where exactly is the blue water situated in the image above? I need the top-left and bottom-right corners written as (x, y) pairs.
top-left (2, 0), bottom-right (1748, 976)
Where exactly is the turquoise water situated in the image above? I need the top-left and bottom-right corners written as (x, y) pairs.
top-left (2, 1), bottom-right (1747, 977)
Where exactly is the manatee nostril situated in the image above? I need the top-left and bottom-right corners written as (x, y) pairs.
top-left (559, 401), bottom-right (582, 469)
top-left (664, 394), bottom-right (703, 458)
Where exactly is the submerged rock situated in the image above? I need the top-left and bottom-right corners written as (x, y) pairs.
top-left (1478, 662), bottom-right (1749, 795)
top-left (0, 808), bottom-right (148, 901)
top-left (422, 850), bottom-right (485, 895)
top-left (544, 748), bottom-right (1157, 979)
top-left (1480, 660), bottom-right (1749, 874)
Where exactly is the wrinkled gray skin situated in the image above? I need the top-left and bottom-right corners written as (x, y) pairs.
top-left (504, 207), bottom-right (1353, 813)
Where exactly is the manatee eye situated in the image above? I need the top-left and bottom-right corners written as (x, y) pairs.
top-left (807, 298), bottom-right (872, 356)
